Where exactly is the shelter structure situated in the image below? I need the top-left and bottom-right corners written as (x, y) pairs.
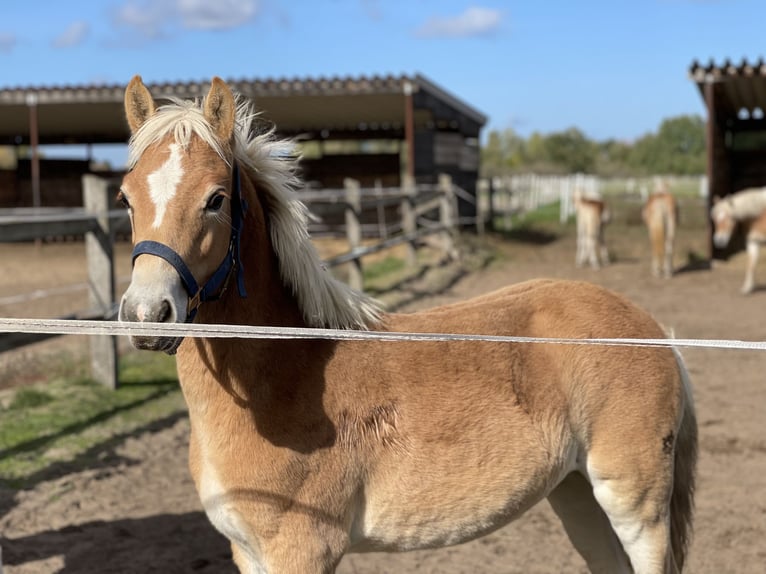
top-left (689, 58), bottom-right (766, 256)
top-left (0, 74), bottom-right (486, 220)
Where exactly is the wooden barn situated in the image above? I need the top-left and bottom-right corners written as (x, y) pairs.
top-left (689, 58), bottom-right (766, 256)
top-left (0, 74), bottom-right (486, 221)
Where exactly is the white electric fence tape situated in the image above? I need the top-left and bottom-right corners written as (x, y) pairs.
top-left (1, 317), bottom-right (766, 351)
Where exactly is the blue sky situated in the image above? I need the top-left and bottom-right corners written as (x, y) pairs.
top-left (1, 0), bottom-right (764, 165)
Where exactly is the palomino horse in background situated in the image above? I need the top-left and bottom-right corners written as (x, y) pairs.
top-left (119, 76), bottom-right (697, 574)
top-left (574, 190), bottom-right (611, 269)
top-left (711, 187), bottom-right (766, 293)
top-left (642, 185), bottom-right (679, 279)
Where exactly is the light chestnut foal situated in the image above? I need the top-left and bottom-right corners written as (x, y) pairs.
top-left (711, 187), bottom-right (766, 294)
top-left (118, 76), bottom-right (697, 574)
top-left (574, 190), bottom-right (610, 269)
top-left (642, 190), bottom-right (678, 279)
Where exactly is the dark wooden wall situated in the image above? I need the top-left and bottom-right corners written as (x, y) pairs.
top-left (300, 154), bottom-right (401, 189)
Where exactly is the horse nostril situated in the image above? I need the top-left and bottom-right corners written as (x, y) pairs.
top-left (157, 299), bottom-right (173, 323)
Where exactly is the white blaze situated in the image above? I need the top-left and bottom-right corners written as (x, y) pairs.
top-left (148, 143), bottom-right (184, 228)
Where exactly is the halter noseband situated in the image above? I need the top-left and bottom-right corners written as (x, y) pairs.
top-left (131, 162), bottom-right (248, 324)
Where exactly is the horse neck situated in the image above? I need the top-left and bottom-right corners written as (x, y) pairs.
top-left (174, 171), bottom-right (327, 415)
top-left (203, 173), bottom-right (304, 329)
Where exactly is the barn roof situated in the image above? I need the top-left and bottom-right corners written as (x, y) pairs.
top-left (688, 58), bottom-right (766, 118)
top-left (0, 73), bottom-right (487, 146)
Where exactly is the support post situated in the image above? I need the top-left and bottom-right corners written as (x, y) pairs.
top-left (26, 93), bottom-right (40, 210)
top-left (704, 79), bottom-right (717, 260)
top-left (83, 174), bottom-right (118, 389)
top-left (403, 82), bottom-right (415, 180)
top-left (344, 178), bottom-right (364, 291)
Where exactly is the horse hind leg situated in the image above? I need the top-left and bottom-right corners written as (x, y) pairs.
top-left (649, 225), bottom-right (664, 278)
top-left (547, 472), bottom-right (632, 573)
top-left (663, 220), bottom-right (675, 278)
top-left (587, 451), bottom-right (678, 573)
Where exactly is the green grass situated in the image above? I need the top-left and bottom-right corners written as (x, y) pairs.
top-left (0, 351), bottom-right (184, 488)
top-left (363, 255), bottom-right (407, 282)
top-left (494, 200), bottom-right (566, 231)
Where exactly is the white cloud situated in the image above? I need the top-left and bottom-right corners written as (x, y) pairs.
top-left (415, 6), bottom-right (503, 38)
top-left (0, 32), bottom-right (16, 53)
top-left (52, 21), bottom-right (90, 48)
top-left (113, 0), bottom-right (258, 38)
top-left (177, 0), bottom-right (258, 29)
top-left (113, 1), bottom-right (172, 39)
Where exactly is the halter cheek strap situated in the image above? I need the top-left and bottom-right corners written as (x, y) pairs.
top-left (131, 162), bottom-right (248, 324)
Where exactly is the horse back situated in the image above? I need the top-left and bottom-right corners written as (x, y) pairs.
top-left (643, 192), bottom-right (677, 227)
top-left (368, 279), bottom-right (682, 440)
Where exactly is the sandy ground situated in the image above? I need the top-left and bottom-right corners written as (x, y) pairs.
top-left (1, 217), bottom-right (765, 573)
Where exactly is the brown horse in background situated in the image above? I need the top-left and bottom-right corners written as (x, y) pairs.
top-left (642, 189), bottom-right (678, 278)
top-left (574, 190), bottom-right (610, 269)
top-left (117, 75), bottom-right (697, 573)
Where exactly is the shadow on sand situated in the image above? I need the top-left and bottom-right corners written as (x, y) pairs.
top-left (1, 511), bottom-right (235, 574)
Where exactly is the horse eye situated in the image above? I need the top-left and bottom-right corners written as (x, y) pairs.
top-left (117, 191), bottom-right (131, 210)
top-left (206, 193), bottom-right (226, 212)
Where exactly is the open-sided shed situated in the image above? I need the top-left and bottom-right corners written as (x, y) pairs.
top-left (689, 58), bottom-right (766, 255)
top-left (0, 74), bottom-right (486, 218)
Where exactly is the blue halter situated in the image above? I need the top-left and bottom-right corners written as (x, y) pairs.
top-left (131, 162), bottom-right (248, 323)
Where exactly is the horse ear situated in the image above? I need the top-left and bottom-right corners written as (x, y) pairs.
top-left (124, 75), bottom-right (156, 134)
top-left (204, 77), bottom-right (236, 142)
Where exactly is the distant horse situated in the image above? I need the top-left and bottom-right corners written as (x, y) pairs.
top-left (118, 76), bottom-right (697, 574)
top-left (574, 190), bottom-right (611, 269)
top-left (711, 187), bottom-right (766, 293)
top-left (642, 189), bottom-right (678, 278)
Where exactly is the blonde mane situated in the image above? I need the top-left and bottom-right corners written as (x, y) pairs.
top-left (127, 95), bottom-right (381, 330)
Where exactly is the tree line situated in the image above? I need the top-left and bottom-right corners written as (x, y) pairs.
top-left (481, 114), bottom-right (705, 178)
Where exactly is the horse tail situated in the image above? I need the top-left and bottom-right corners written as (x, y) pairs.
top-left (669, 348), bottom-right (698, 570)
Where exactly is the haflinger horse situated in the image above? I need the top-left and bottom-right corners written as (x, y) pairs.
top-left (119, 76), bottom-right (697, 574)
top-left (711, 187), bottom-right (766, 294)
top-left (642, 187), bottom-right (678, 279)
top-left (574, 190), bottom-right (611, 269)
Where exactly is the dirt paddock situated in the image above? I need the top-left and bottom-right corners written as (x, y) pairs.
top-left (1, 213), bottom-right (765, 573)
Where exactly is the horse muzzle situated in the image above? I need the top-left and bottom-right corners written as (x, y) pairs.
top-left (119, 279), bottom-right (187, 355)
top-left (712, 233), bottom-right (731, 249)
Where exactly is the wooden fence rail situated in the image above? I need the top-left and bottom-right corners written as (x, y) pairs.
top-left (0, 173), bottom-right (466, 388)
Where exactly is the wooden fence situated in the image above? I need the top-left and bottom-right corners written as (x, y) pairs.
top-left (0, 173), bottom-right (466, 389)
top-left (479, 174), bottom-right (707, 229)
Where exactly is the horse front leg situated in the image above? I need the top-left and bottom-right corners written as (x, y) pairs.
top-left (229, 520), bottom-right (348, 574)
top-left (663, 226), bottom-right (675, 278)
top-left (741, 240), bottom-right (759, 294)
top-left (576, 223), bottom-right (586, 267)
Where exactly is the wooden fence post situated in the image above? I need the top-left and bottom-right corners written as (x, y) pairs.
top-left (83, 174), bottom-right (118, 390)
top-left (343, 178), bottom-right (364, 291)
top-left (438, 173), bottom-right (458, 260)
top-left (400, 174), bottom-right (418, 267)
top-left (504, 176), bottom-right (514, 231)
top-left (374, 179), bottom-right (388, 240)
top-left (477, 178), bottom-right (489, 235)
